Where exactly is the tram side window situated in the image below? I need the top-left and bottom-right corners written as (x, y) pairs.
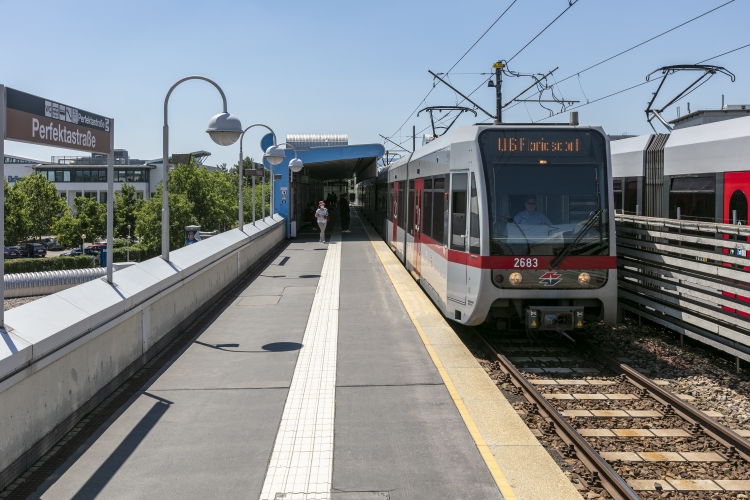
top-left (433, 176), bottom-right (446, 245)
top-left (450, 173), bottom-right (468, 251)
top-left (397, 180), bottom-right (406, 229)
top-left (624, 178), bottom-right (638, 214)
top-left (387, 182), bottom-right (394, 221)
top-left (423, 179), bottom-right (433, 240)
top-left (669, 176), bottom-right (715, 221)
top-left (408, 179), bottom-right (415, 234)
top-left (469, 173), bottom-right (480, 254)
top-left (613, 178), bottom-right (623, 212)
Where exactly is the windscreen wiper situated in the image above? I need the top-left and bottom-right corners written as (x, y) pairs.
top-left (505, 215), bottom-right (531, 254)
top-left (550, 209), bottom-right (602, 269)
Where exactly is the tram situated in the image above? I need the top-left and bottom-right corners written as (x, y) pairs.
top-left (359, 124), bottom-right (618, 332)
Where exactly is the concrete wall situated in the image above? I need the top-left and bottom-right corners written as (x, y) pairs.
top-left (0, 216), bottom-right (285, 484)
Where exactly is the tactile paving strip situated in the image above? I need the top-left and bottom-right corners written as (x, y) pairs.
top-left (260, 235), bottom-right (341, 500)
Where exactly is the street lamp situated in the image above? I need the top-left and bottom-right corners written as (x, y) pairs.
top-left (264, 144), bottom-right (286, 220)
top-left (81, 234), bottom-right (86, 253)
top-left (271, 143), bottom-right (303, 237)
top-left (237, 124), bottom-right (278, 230)
top-left (162, 76), bottom-right (241, 261)
top-left (127, 224), bottom-right (131, 262)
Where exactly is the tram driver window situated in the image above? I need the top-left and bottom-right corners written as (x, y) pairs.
top-left (450, 173), bottom-right (468, 251)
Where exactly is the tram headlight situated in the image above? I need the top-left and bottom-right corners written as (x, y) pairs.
top-left (509, 272), bottom-right (523, 286)
top-left (578, 272), bottom-right (591, 285)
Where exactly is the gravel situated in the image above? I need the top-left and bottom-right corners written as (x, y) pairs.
top-left (586, 318), bottom-right (750, 433)
top-left (4, 296), bottom-right (45, 311)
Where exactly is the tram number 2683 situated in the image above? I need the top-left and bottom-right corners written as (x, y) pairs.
top-left (513, 257), bottom-right (538, 268)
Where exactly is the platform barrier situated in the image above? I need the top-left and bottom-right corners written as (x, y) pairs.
top-left (616, 214), bottom-right (750, 363)
top-left (0, 216), bottom-right (286, 490)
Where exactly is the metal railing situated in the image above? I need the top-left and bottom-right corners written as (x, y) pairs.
top-left (616, 214), bottom-right (750, 367)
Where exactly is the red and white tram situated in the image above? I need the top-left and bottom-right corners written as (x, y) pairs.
top-left (359, 124), bottom-right (618, 332)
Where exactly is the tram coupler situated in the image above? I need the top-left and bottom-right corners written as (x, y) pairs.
top-left (525, 306), bottom-right (584, 333)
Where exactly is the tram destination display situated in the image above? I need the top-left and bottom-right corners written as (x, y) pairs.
top-left (493, 130), bottom-right (598, 157)
top-left (4, 87), bottom-right (111, 154)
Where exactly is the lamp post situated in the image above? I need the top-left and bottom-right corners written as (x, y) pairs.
top-left (81, 234), bottom-right (86, 254)
top-left (264, 143), bottom-right (286, 220)
top-left (237, 124), bottom-right (279, 230)
top-left (162, 76), bottom-right (242, 261)
top-left (127, 224), bottom-right (131, 262)
top-left (270, 143), bottom-right (303, 237)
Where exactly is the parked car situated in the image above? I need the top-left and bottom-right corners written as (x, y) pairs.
top-left (61, 248), bottom-right (85, 257)
top-left (18, 243), bottom-right (47, 258)
top-left (4, 247), bottom-right (20, 259)
top-left (45, 239), bottom-right (65, 251)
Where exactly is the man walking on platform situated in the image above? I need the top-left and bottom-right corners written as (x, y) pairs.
top-left (339, 193), bottom-right (351, 233)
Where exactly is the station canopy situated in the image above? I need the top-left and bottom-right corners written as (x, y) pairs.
top-left (262, 134), bottom-right (385, 181)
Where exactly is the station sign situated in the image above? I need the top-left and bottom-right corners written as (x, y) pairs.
top-left (4, 87), bottom-right (111, 154)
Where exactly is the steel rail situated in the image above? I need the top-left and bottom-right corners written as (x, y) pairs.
top-left (579, 338), bottom-right (750, 462)
top-left (472, 329), bottom-right (640, 500)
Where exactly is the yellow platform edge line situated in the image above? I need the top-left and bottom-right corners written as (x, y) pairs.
top-left (364, 228), bottom-right (518, 500)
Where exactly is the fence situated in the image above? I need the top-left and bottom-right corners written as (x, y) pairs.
top-left (616, 214), bottom-right (750, 367)
top-left (4, 268), bottom-right (108, 298)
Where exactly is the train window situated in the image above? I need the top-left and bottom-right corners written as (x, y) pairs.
top-left (423, 179), bottom-right (433, 239)
top-left (669, 176), bottom-right (715, 221)
top-left (408, 180), bottom-right (415, 234)
top-left (469, 173), bottom-right (480, 254)
top-left (624, 178), bottom-right (638, 214)
top-left (434, 176), bottom-right (447, 245)
top-left (479, 129), bottom-right (609, 257)
top-left (729, 190), bottom-right (748, 225)
top-left (425, 178), bottom-right (433, 189)
top-left (612, 178), bottom-right (623, 212)
top-left (450, 173), bottom-right (468, 251)
top-left (387, 182), bottom-right (394, 221)
top-left (397, 181), bottom-right (406, 229)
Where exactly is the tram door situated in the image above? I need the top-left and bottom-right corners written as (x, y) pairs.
top-left (413, 178), bottom-right (424, 276)
top-left (392, 181), bottom-right (399, 244)
top-left (447, 172), bottom-right (469, 306)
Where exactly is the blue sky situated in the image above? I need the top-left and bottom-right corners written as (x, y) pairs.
top-left (2, 0), bottom-right (748, 167)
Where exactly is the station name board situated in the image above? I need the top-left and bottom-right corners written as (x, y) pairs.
top-left (4, 88), bottom-right (111, 154)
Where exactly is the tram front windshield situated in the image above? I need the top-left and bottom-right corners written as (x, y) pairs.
top-left (479, 129), bottom-right (609, 257)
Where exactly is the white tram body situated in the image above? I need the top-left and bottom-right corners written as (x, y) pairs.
top-left (359, 124), bottom-right (618, 330)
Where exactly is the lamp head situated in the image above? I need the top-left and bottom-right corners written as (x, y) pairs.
top-left (289, 157), bottom-right (304, 173)
top-left (264, 144), bottom-right (286, 166)
top-left (487, 79), bottom-right (495, 88)
top-left (206, 112), bottom-right (243, 146)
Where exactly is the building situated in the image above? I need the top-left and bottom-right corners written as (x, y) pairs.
top-left (23, 149), bottom-right (213, 207)
top-left (4, 154), bottom-right (42, 184)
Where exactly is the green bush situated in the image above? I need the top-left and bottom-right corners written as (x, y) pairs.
top-left (111, 244), bottom-right (159, 263)
top-left (112, 238), bottom-right (128, 248)
top-left (5, 256), bottom-right (95, 274)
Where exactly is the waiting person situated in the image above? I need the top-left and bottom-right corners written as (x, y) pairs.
top-left (316, 200), bottom-right (329, 243)
top-left (339, 193), bottom-right (351, 233)
top-left (514, 196), bottom-right (551, 225)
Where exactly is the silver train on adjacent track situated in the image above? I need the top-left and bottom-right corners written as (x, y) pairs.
top-left (358, 124), bottom-right (618, 332)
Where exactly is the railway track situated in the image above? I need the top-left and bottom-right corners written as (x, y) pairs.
top-left (466, 327), bottom-right (750, 499)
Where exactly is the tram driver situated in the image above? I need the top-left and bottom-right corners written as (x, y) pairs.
top-left (514, 196), bottom-right (552, 225)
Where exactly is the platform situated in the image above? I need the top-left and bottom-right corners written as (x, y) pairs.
top-left (25, 212), bottom-right (580, 500)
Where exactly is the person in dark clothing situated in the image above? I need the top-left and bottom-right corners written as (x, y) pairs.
top-left (339, 193), bottom-right (351, 232)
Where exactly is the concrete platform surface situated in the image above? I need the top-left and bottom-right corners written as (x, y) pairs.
top-left (22, 211), bottom-right (579, 500)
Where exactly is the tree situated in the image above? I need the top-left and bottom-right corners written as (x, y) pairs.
top-left (12, 173), bottom-right (67, 241)
top-left (53, 197), bottom-right (106, 248)
top-left (169, 161), bottom-right (237, 231)
top-left (135, 183), bottom-right (196, 251)
top-left (4, 180), bottom-right (28, 246)
top-left (115, 182), bottom-right (140, 237)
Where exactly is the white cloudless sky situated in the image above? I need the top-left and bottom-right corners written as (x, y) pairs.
top-left (2, 0), bottom-right (748, 167)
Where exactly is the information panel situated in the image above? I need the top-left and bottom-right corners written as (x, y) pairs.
top-left (4, 87), bottom-right (111, 154)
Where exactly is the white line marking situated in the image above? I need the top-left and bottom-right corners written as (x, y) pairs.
top-left (260, 236), bottom-right (341, 500)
